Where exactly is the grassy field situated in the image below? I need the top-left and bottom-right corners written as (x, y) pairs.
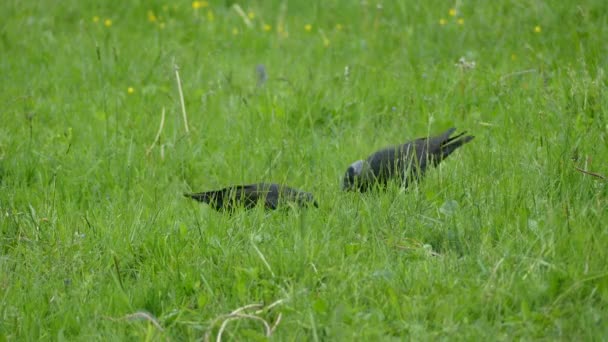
top-left (2, 0), bottom-right (608, 340)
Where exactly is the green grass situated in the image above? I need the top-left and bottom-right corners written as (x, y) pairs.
top-left (2, 0), bottom-right (608, 340)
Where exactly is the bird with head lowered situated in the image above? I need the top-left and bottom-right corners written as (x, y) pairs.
top-left (342, 127), bottom-right (474, 192)
top-left (185, 183), bottom-right (318, 212)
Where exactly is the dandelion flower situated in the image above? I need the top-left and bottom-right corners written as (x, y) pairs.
top-left (534, 25), bottom-right (541, 33)
top-left (147, 10), bottom-right (157, 22)
top-left (457, 18), bottom-right (464, 25)
top-left (248, 11), bottom-right (255, 19)
top-left (192, 1), bottom-right (208, 10)
top-left (449, 8), bottom-right (457, 16)
top-left (104, 19), bottom-right (112, 27)
top-left (305, 24), bottom-right (312, 32)
top-left (319, 30), bottom-right (329, 47)
top-left (263, 23), bottom-right (272, 32)
top-left (439, 18), bottom-right (447, 26)
top-left (92, 16), bottom-right (100, 23)
top-left (127, 87), bottom-right (135, 94)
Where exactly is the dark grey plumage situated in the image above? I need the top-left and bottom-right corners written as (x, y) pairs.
top-left (342, 128), bottom-right (474, 192)
top-left (185, 183), bottom-right (318, 211)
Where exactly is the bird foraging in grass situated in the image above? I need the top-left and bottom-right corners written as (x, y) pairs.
top-left (185, 183), bottom-right (318, 211)
top-left (342, 127), bottom-right (474, 192)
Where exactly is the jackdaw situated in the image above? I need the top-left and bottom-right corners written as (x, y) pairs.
top-left (185, 183), bottom-right (318, 211)
top-left (342, 127), bottom-right (474, 192)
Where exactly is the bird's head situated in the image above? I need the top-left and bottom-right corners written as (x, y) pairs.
top-left (342, 160), bottom-right (368, 191)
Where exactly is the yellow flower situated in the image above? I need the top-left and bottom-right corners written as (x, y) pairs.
top-left (457, 18), bottom-right (464, 25)
top-left (439, 18), bottom-right (446, 26)
top-left (192, 1), bottom-right (208, 10)
top-left (305, 24), bottom-right (312, 32)
top-left (248, 11), bottom-right (255, 19)
top-left (207, 10), bottom-right (214, 21)
top-left (263, 23), bottom-right (272, 32)
top-left (92, 16), bottom-right (100, 23)
top-left (127, 87), bottom-right (135, 94)
top-left (335, 23), bottom-right (343, 31)
top-left (319, 30), bottom-right (329, 47)
top-left (147, 10), bottom-right (157, 22)
top-left (232, 27), bottom-right (238, 35)
top-left (534, 25), bottom-right (541, 33)
top-left (449, 8), bottom-right (457, 16)
top-left (104, 19), bottom-right (112, 27)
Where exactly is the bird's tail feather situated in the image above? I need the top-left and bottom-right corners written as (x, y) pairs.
top-left (441, 132), bottom-right (474, 159)
top-left (437, 127), bottom-right (458, 142)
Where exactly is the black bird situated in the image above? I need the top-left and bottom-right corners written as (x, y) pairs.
top-left (342, 127), bottom-right (474, 192)
top-left (185, 183), bottom-right (318, 211)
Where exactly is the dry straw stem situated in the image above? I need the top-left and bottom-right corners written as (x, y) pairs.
top-left (574, 166), bottom-right (607, 181)
top-left (497, 69), bottom-right (537, 83)
top-left (204, 299), bottom-right (285, 342)
top-left (216, 314), bottom-right (272, 341)
top-left (146, 107), bottom-right (166, 156)
top-left (232, 4), bottom-right (253, 28)
top-left (256, 298), bottom-right (286, 313)
top-left (123, 311), bottom-right (164, 331)
top-left (173, 62), bottom-right (190, 134)
top-left (104, 311), bottom-right (167, 341)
